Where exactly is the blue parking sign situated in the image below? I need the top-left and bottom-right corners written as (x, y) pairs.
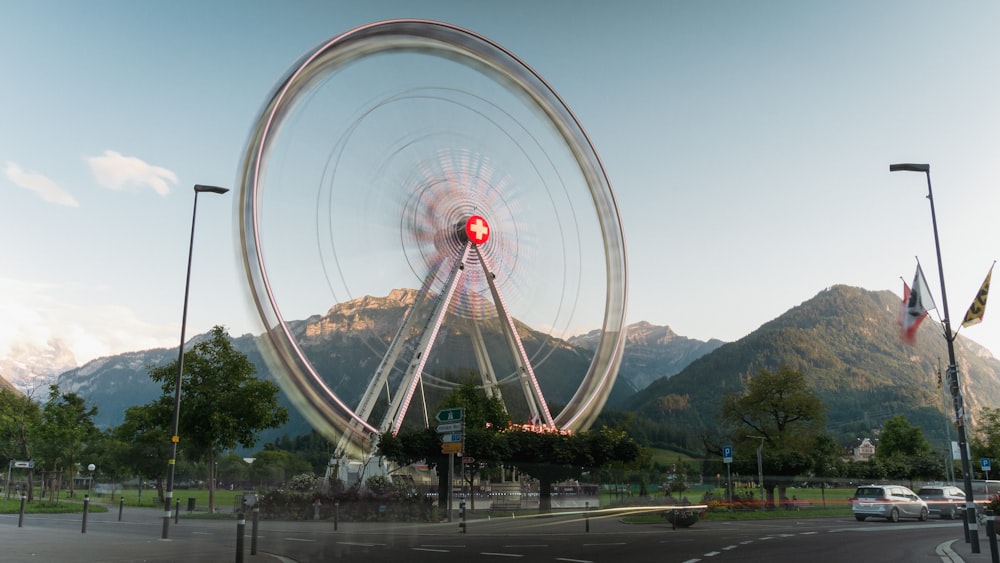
top-left (723, 445), bottom-right (733, 464)
top-left (982, 458), bottom-right (992, 472)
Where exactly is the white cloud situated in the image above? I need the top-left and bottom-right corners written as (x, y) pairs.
top-left (0, 278), bottom-right (178, 367)
top-left (86, 150), bottom-right (178, 196)
top-left (4, 162), bottom-right (80, 206)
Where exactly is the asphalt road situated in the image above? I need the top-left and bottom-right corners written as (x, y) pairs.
top-left (1, 504), bottom-right (996, 563)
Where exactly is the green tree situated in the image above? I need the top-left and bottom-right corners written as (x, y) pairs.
top-left (248, 448), bottom-right (313, 488)
top-left (505, 426), bottom-right (640, 513)
top-left (720, 366), bottom-right (826, 507)
top-left (0, 387), bottom-right (42, 500)
top-left (30, 385), bottom-right (99, 501)
top-left (147, 325), bottom-right (288, 512)
top-left (875, 414), bottom-right (942, 483)
top-left (111, 403), bottom-right (172, 503)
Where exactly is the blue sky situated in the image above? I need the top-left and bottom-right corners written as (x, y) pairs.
top-left (2, 1), bottom-right (999, 369)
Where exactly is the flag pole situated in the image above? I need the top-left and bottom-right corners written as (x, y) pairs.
top-left (890, 163), bottom-right (978, 553)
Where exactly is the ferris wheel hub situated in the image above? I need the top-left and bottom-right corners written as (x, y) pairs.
top-left (464, 215), bottom-right (490, 245)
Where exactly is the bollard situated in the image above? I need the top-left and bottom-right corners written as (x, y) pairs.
top-left (175, 499), bottom-right (180, 524)
top-left (334, 501), bottom-right (339, 531)
top-left (82, 494), bottom-right (90, 533)
top-left (313, 499), bottom-right (321, 521)
top-left (119, 496), bottom-right (124, 521)
top-left (18, 495), bottom-right (26, 527)
top-left (251, 505), bottom-right (259, 556)
top-left (988, 517), bottom-right (999, 563)
top-left (236, 511), bottom-right (245, 563)
top-left (459, 500), bottom-right (466, 533)
top-left (585, 501), bottom-right (590, 532)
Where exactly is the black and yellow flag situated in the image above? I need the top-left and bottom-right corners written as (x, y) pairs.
top-left (961, 264), bottom-right (994, 328)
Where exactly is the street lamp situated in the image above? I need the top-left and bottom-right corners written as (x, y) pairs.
top-left (747, 436), bottom-right (766, 512)
top-left (87, 463), bottom-right (95, 495)
top-left (162, 184), bottom-right (229, 539)
top-left (889, 163), bottom-right (979, 553)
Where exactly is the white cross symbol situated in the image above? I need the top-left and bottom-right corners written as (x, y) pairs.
top-left (469, 218), bottom-right (488, 242)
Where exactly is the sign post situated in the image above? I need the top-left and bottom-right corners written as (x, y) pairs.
top-left (436, 408), bottom-right (465, 522)
top-left (983, 458), bottom-right (992, 480)
top-left (723, 445), bottom-right (733, 511)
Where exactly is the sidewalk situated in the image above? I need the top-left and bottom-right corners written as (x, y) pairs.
top-left (942, 528), bottom-right (1000, 562)
top-left (0, 504), bottom-right (274, 563)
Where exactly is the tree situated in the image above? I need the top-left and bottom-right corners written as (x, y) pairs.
top-left (720, 366), bottom-right (826, 507)
top-left (147, 325), bottom-right (288, 512)
top-left (875, 414), bottom-right (942, 483)
top-left (0, 387), bottom-right (41, 500)
top-left (30, 386), bottom-right (100, 501)
top-left (505, 426), bottom-right (640, 513)
top-left (112, 403), bottom-right (172, 503)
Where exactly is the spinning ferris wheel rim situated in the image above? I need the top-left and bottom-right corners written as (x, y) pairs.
top-left (237, 19), bottom-right (628, 453)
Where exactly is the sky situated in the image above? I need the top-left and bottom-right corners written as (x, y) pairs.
top-left (2, 0), bottom-right (999, 372)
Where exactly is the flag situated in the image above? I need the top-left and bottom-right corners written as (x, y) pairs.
top-left (899, 264), bottom-right (936, 345)
top-left (961, 264), bottom-right (993, 328)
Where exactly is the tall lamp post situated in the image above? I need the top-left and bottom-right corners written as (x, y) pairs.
top-left (162, 184), bottom-right (229, 539)
top-left (889, 163), bottom-right (978, 553)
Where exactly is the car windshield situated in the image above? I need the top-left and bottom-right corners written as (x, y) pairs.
top-left (855, 487), bottom-right (884, 497)
top-left (918, 489), bottom-right (944, 497)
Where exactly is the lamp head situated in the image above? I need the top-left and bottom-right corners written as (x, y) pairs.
top-left (889, 163), bottom-right (930, 173)
top-left (194, 184), bottom-right (230, 194)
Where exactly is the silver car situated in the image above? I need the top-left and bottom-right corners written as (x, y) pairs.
top-left (917, 485), bottom-right (966, 520)
top-left (851, 485), bottom-right (929, 522)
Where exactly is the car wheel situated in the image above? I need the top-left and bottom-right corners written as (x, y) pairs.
top-left (855, 515), bottom-right (867, 522)
top-left (919, 507), bottom-right (928, 521)
top-left (944, 507), bottom-right (954, 520)
top-left (888, 508), bottom-right (900, 522)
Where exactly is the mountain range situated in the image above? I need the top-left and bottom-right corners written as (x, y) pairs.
top-left (3, 284), bottom-right (997, 454)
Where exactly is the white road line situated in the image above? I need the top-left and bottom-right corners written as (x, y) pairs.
top-left (722, 545), bottom-right (739, 550)
top-left (413, 547), bottom-right (450, 553)
top-left (285, 537), bottom-right (316, 542)
top-left (681, 559), bottom-right (702, 563)
top-left (481, 552), bottom-right (524, 557)
top-left (555, 558), bottom-right (593, 563)
top-left (704, 551), bottom-right (721, 557)
top-left (337, 541), bottom-right (384, 547)
top-left (503, 544), bottom-right (548, 548)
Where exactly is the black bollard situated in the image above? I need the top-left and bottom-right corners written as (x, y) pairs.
top-left (988, 517), bottom-right (999, 563)
top-left (119, 496), bottom-right (124, 521)
top-left (334, 501), bottom-right (339, 531)
top-left (18, 495), bottom-right (26, 527)
top-left (236, 511), bottom-right (246, 563)
top-left (175, 499), bottom-right (180, 524)
top-left (251, 505), bottom-right (259, 555)
top-left (82, 494), bottom-right (90, 533)
top-left (459, 500), bottom-right (466, 533)
top-left (585, 501), bottom-right (590, 532)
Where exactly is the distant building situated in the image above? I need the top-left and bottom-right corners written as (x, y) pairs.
top-left (846, 437), bottom-right (877, 461)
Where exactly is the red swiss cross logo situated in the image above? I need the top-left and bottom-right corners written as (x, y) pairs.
top-left (465, 215), bottom-right (490, 245)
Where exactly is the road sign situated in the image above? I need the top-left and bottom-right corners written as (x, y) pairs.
top-left (436, 408), bottom-right (464, 422)
top-left (442, 433), bottom-right (463, 443)
top-left (11, 460), bottom-right (34, 469)
top-left (441, 442), bottom-right (462, 454)
top-left (436, 422), bottom-right (463, 434)
top-left (982, 458), bottom-right (992, 472)
top-left (723, 445), bottom-right (733, 464)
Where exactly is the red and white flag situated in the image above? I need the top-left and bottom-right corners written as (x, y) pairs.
top-left (899, 264), bottom-right (936, 345)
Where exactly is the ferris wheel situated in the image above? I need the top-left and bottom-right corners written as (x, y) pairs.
top-left (237, 20), bottom-right (628, 460)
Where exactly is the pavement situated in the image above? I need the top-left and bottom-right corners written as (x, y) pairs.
top-left (0, 502), bottom-right (270, 563)
top-left (939, 524), bottom-right (1000, 562)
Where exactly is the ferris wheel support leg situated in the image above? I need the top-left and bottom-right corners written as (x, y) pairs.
top-left (473, 245), bottom-right (555, 427)
top-left (471, 319), bottom-right (504, 402)
top-left (336, 281), bottom-right (442, 458)
top-left (380, 244), bottom-right (473, 435)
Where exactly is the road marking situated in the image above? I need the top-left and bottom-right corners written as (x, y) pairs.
top-left (680, 560), bottom-right (702, 563)
top-left (722, 545), bottom-right (738, 550)
top-left (704, 551), bottom-right (721, 556)
top-left (583, 542), bottom-right (627, 546)
top-left (503, 544), bottom-right (548, 548)
top-left (285, 537), bottom-right (315, 542)
top-left (338, 541), bottom-right (384, 547)
top-left (481, 552), bottom-right (524, 557)
top-left (800, 531), bottom-right (818, 535)
top-left (413, 547), bottom-right (450, 553)
top-left (555, 559), bottom-right (593, 563)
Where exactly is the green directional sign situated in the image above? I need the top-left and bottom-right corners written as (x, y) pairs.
top-left (436, 407), bottom-right (464, 422)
